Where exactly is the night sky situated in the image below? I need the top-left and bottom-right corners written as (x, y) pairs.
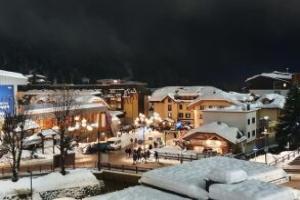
top-left (1, 0), bottom-right (300, 89)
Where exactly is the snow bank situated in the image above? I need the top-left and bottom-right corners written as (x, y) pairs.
top-left (0, 169), bottom-right (99, 199)
top-left (208, 168), bottom-right (247, 184)
top-left (85, 186), bottom-right (189, 200)
top-left (209, 180), bottom-right (295, 200)
top-left (140, 157), bottom-right (288, 199)
top-left (250, 151), bottom-right (295, 166)
top-left (152, 146), bottom-right (197, 157)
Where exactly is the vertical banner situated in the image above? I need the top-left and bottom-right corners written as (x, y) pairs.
top-left (0, 85), bottom-right (14, 117)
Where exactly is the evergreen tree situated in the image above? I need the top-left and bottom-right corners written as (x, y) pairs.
top-left (276, 86), bottom-right (300, 149)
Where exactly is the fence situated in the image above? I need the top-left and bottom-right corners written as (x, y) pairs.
top-left (0, 161), bottom-right (154, 179)
top-left (156, 152), bottom-right (218, 162)
top-left (268, 147), bottom-right (300, 166)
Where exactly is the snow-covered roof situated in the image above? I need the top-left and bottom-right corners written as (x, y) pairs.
top-left (75, 95), bottom-right (109, 107)
top-left (252, 93), bottom-right (286, 109)
top-left (182, 122), bottom-right (246, 144)
top-left (140, 156), bottom-right (289, 199)
top-left (25, 74), bottom-right (47, 79)
top-left (24, 103), bottom-right (108, 115)
top-left (14, 119), bottom-right (40, 132)
top-left (150, 86), bottom-right (222, 102)
top-left (246, 71), bottom-right (292, 82)
top-left (0, 69), bottom-right (27, 80)
top-left (109, 110), bottom-right (124, 117)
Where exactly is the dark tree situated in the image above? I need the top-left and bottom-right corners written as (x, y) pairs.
top-left (0, 114), bottom-right (27, 182)
top-left (276, 86), bottom-right (300, 150)
top-left (51, 87), bottom-right (78, 175)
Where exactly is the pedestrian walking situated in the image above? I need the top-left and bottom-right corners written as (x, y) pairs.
top-left (154, 151), bottom-right (159, 163)
top-left (133, 150), bottom-right (137, 165)
top-left (128, 148), bottom-right (132, 157)
top-left (146, 150), bottom-right (151, 159)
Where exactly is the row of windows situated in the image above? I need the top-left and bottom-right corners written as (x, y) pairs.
top-left (168, 104), bottom-right (225, 111)
top-left (247, 117), bottom-right (256, 125)
top-left (200, 105), bottom-right (224, 110)
top-left (247, 130), bottom-right (256, 138)
top-left (178, 113), bottom-right (191, 119)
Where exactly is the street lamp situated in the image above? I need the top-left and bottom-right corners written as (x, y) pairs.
top-left (262, 116), bottom-right (270, 164)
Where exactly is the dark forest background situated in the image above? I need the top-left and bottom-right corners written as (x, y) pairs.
top-left (1, 0), bottom-right (300, 90)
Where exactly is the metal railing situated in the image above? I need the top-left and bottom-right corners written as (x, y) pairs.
top-left (0, 161), bottom-right (154, 179)
top-left (268, 147), bottom-right (300, 166)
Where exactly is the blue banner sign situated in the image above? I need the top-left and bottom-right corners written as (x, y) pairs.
top-left (0, 85), bottom-right (15, 116)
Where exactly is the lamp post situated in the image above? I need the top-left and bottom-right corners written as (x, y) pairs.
top-left (97, 130), bottom-right (101, 170)
top-left (262, 116), bottom-right (270, 164)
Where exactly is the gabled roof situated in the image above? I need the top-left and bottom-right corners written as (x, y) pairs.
top-left (187, 94), bottom-right (243, 109)
top-left (182, 122), bottom-right (246, 144)
top-left (149, 86), bottom-right (223, 102)
top-left (245, 71), bottom-right (292, 82)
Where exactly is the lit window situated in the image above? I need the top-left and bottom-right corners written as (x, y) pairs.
top-left (185, 113), bottom-right (191, 118)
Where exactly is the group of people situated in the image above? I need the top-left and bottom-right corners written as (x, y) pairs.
top-left (125, 146), bottom-right (159, 165)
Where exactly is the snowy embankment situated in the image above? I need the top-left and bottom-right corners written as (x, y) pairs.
top-left (84, 186), bottom-right (189, 200)
top-left (250, 151), bottom-right (296, 166)
top-left (139, 156), bottom-right (290, 199)
top-left (0, 169), bottom-right (101, 199)
top-left (209, 180), bottom-right (295, 200)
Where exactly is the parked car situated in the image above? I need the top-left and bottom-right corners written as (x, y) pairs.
top-left (82, 142), bottom-right (110, 154)
top-left (107, 137), bottom-right (122, 150)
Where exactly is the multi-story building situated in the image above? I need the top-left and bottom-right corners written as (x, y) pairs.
top-left (245, 71), bottom-right (300, 96)
top-left (202, 105), bottom-right (259, 152)
top-left (149, 86), bottom-right (251, 128)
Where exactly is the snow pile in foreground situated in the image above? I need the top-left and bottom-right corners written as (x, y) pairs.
top-left (208, 168), bottom-right (247, 184)
top-left (0, 169), bottom-right (99, 199)
top-left (84, 186), bottom-right (189, 200)
top-left (139, 157), bottom-right (288, 199)
top-left (209, 180), bottom-right (295, 200)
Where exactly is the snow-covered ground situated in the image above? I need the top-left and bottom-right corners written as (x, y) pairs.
top-left (0, 140), bottom-right (60, 165)
top-left (0, 169), bottom-right (99, 199)
top-left (151, 146), bottom-right (198, 157)
top-left (85, 186), bottom-right (189, 200)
